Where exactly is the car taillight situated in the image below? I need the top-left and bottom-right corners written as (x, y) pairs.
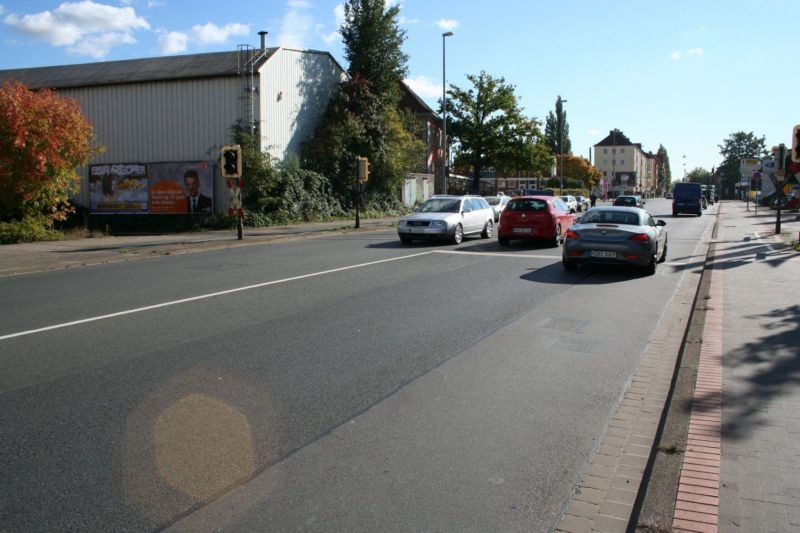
top-left (565, 229), bottom-right (580, 240)
top-left (628, 233), bottom-right (649, 242)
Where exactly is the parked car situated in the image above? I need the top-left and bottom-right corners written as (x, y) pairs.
top-left (559, 195), bottom-right (579, 213)
top-left (672, 182), bottom-right (703, 216)
top-left (498, 196), bottom-right (576, 247)
top-left (562, 206), bottom-right (668, 275)
top-left (397, 195), bottom-right (494, 245)
top-left (612, 195), bottom-right (645, 208)
top-left (665, 192), bottom-right (674, 199)
top-left (574, 195), bottom-right (590, 212)
top-left (484, 194), bottom-right (510, 222)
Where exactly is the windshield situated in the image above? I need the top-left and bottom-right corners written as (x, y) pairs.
top-left (417, 198), bottom-right (461, 213)
top-left (485, 196), bottom-right (500, 206)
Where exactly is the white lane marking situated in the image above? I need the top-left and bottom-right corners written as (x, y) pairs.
top-left (0, 251), bottom-right (434, 342)
top-left (434, 250), bottom-right (557, 259)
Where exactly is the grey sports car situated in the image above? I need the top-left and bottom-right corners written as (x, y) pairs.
top-left (562, 206), bottom-right (667, 275)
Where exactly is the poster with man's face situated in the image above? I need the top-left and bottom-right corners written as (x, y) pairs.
top-left (148, 162), bottom-right (214, 214)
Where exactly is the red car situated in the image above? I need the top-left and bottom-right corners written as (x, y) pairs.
top-left (498, 195), bottom-right (577, 246)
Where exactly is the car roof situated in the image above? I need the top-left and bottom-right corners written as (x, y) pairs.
top-left (510, 195), bottom-right (554, 201)
top-left (589, 206), bottom-right (645, 212)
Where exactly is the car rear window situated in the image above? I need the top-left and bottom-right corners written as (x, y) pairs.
top-left (581, 210), bottom-right (641, 225)
top-left (507, 199), bottom-right (548, 212)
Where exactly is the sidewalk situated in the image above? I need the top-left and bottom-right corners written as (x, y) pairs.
top-left (671, 202), bottom-right (800, 532)
top-left (0, 217), bottom-right (397, 277)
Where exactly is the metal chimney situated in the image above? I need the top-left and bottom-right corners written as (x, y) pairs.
top-left (258, 31), bottom-right (268, 51)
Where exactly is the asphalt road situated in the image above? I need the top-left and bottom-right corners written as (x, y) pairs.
top-left (0, 199), bottom-right (716, 532)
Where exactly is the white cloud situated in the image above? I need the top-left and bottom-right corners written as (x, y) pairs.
top-left (0, 5), bottom-right (6, 16)
top-left (69, 30), bottom-right (135, 58)
top-left (158, 30), bottom-right (187, 54)
top-left (191, 22), bottom-right (249, 45)
top-left (437, 19), bottom-right (459, 31)
top-left (588, 128), bottom-right (602, 136)
top-left (399, 16), bottom-right (419, 25)
top-left (3, 1), bottom-right (149, 57)
top-left (405, 75), bottom-right (442, 99)
top-left (334, 3), bottom-right (345, 25)
top-left (671, 48), bottom-right (704, 60)
top-left (276, 0), bottom-right (314, 49)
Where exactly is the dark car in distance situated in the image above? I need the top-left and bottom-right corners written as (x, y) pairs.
top-left (613, 195), bottom-right (645, 208)
top-left (672, 182), bottom-right (703, 216)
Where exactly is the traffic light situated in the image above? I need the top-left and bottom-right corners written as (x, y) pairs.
top-left (357, 156), bottom-right (369, 182)
top-left (793, 124), bottom-right (800, 164)
top-left (220, 145), bottom-right (242, 178)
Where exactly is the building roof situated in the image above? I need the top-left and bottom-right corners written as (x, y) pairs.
top-left (595, 129), bottom-right (634, 147)
top-left (0, 48), bottom-right (279, 90)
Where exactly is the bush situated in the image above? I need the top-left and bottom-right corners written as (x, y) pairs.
top-left (0, 216), bottom-right (65, 244)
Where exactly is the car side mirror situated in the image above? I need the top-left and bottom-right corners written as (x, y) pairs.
top-left (462, 209), bottom-right (472, 214)
top-left (657, 220), bottom-right (666, 226)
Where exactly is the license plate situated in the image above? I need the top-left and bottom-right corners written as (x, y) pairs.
top-left (512, 227), bottom-right (532, 233)
top-left (408, 227), bottom-right (423, 233)
top-left (589, 250), bottom-right (616, 258)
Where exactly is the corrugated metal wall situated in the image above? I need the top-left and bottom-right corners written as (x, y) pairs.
top-left (63, 77), bottom-right (242, 207)
top-left (259, 49), bottom-right (345, 162)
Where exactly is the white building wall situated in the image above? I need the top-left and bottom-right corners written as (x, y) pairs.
top-left (259, 48), bottom-right (345, 162)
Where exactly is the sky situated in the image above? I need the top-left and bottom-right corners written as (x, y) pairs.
top-left (0, 0), bottom-right (796, 177)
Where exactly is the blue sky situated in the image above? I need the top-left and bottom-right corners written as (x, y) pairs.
top-left (0, 0), bottom-right (796, 176)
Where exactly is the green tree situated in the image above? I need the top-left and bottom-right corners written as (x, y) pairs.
top-left (563, 155), bottom-right (601, 189)
top-left (341, 0), bottom-right (408, 106)
top-left (686, 167), bottom-right (712, 185)
top-left (656, 145), bottom-right (671, 194)
top-left (446, 71), bottom-right (530, 192)
top-left (718, 131), bottom-right (768, 197)
top-left (544, 95), bottom-right (571, 157)
top-left (493, 118), bottom-right (552, 178)
top-left (303, 0), bottom-right (419, 202)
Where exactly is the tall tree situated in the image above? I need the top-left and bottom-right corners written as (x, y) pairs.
top-left (0, 81), bottom-right (101, 224)
top-left (656, 144), bottom-right (671, 194)
top-left (341, 0), bottom-right (408, 107)
top-left (303, 0), bottom-right (418, 201)
top-left (544, 95), bottom-right (571, 157)
top-left (718, 131), bottom-right (768, 197)
top-left (563, 155), bottom-right (602, 189)
top-left (446, 71), bottom-right (530, 192)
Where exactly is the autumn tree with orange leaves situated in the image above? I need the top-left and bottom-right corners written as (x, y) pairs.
top-left (0, 81), bottom-right (101, 230)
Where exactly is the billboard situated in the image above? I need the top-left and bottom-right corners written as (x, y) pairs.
top-left (149, 162), bottom-right (214, 214)
top-left (89, 164), bottom-right (149, 213)
top-left (89, 161), bottom-right (214, 214)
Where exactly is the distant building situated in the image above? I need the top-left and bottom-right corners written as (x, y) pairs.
top-left (0, 37), bottom-right (441, 214)
top-left (593, 129), bottom-right (657, 197)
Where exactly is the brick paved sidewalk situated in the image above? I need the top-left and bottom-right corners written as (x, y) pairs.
top-left (670, 202), bottom-right (800, 533)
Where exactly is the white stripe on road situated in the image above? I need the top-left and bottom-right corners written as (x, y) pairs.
top-left (0, 251), bottom-right (435, 341)
top-left (434, 250), bottom-right (557, 260)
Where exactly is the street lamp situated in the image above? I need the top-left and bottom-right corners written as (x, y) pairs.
top-left (442, 31), bottom-right (453, 194)
top-left (559, 97), bottom-right (567, 195)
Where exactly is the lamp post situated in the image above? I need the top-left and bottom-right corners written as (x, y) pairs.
top-left (559, 97), bottom-right (567, 195)
top-left (442, 31), bottom-right (453, 194)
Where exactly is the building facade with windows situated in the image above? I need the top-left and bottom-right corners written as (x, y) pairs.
top-left (593, 129), bottom-right (657, 197)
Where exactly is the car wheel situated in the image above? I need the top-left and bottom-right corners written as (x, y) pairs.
top-left (498, 237), bottom-right (509, 246)
top-left (551, 225), bottom-right (562, 247)
top-left (672, 210), bottom-right (678, 217)
top-left (399, 235), bottom-right (413, 245)
top-left (481, 219), bottom-right (493, 239)
top-left (452, 224), bottom-right (463, 244)
top-left (645, 249), bottom-right (657, 275)
top-left (562, 256), bottom-right (577, 271)
top-left (658, 239), bottom-right (668, 263)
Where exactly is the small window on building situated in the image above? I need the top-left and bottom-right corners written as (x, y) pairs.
top-left (621, 148), bottom-right (625, 153)
top-left (620, 159), bottom-right (625, 165)
top-left (603, 148), bottom-right (608, 154)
